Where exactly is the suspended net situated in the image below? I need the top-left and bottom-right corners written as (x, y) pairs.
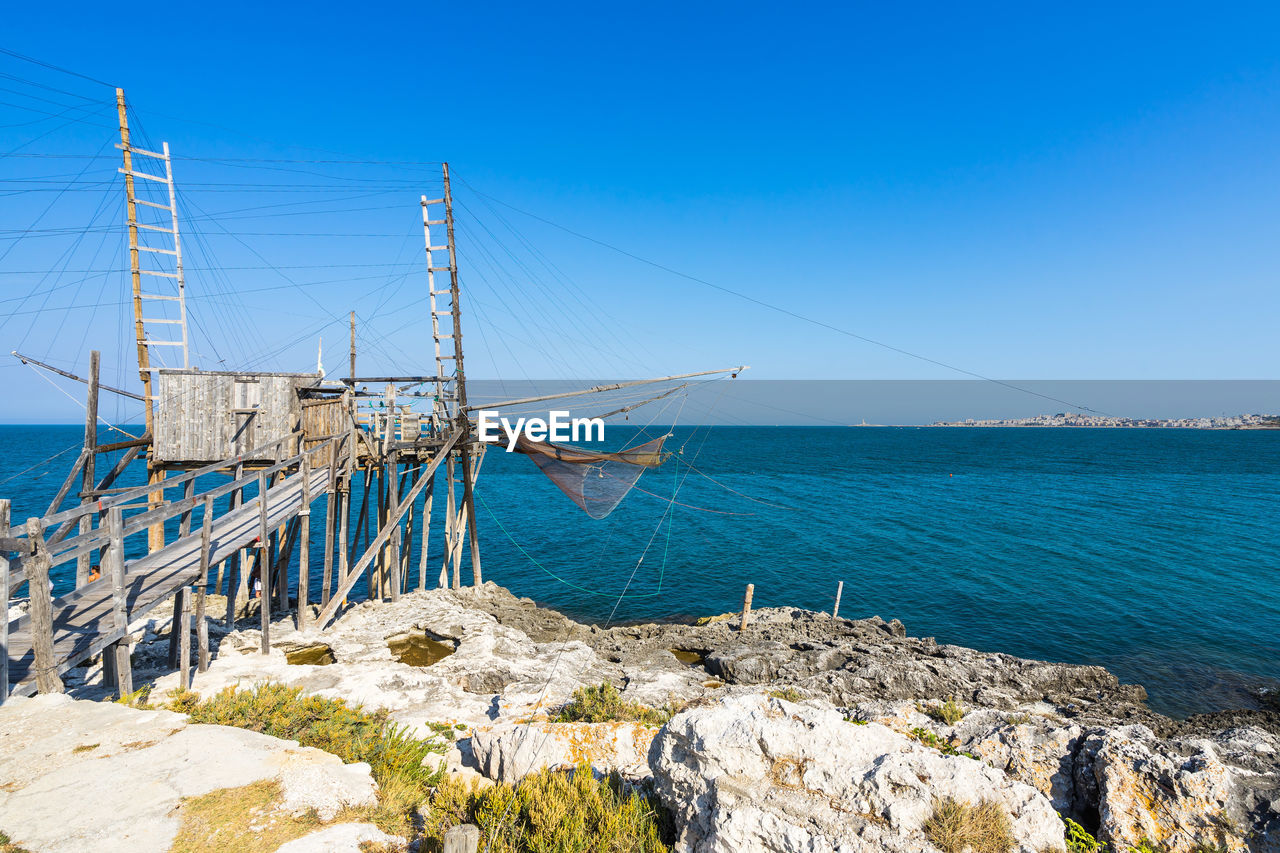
top-left (514, 433), bottom-right (670, 519)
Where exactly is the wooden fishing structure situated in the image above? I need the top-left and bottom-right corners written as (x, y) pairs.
top-left (0, 89), bottom-right (739, 703)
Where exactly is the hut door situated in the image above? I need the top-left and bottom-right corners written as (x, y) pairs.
top-left (231, 377), bottom-right (262, 456)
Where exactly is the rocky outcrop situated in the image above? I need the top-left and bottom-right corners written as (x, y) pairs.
top-left (57, 582), bottom-right (1278, 852)
top-left (471, 719), bottom-right (658, 783)
top-left (650, 692), bottom-right (1065, 852)
top-left (0, 693), bottom-right (380, 853)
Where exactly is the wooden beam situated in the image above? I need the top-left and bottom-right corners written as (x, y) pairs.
top-left (315, 428), bottom-right (460, 628)
top-left (460, 447), bottom-right (482, 586)
top-left (9, 350), bottom-right (145, 401)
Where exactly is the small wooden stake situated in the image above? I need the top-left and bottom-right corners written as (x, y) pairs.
top-left (740, 583), bottom-right (754, 633)
top-left (26, 518), bottom-right (63, 694)
top-left (832, 581), bottom-right (843, 619)
top-left (177, 587), bottom-right (191, 689)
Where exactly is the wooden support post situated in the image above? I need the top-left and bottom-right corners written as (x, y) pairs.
top-left (196, 495), bottom-right (212, 673)
top-left (419, 475), bottom-right (434, 590)
top-left (388, 453), bottom-right (401, 603)
top-left (25, 518), bottom-right (62, 694)
top-left (740, 583), bottom-right (754, 633)
top-left (402, 468), bottom-right (416, 595)
top-left (321, 463), bottom-right (336, 607)
top-left (258, 471), bottom-right (271, 653)
top-left (227, 463), bottom-right (245, 625)
top-left (445, 454), bottom-right (458, 589)
top-left (177, 586), bottom-right (191, 689)
top-left (103, 506), bottom-right (132, 697)
top-left (349, 310), bottom-right (356, 382)
top-left (76, 350), bottom-right (99, 588)
top-left (832, 581), bottom-right (843, 619)
top-left (0, 499), bottom-right (9, 703)
top-left (298, 455), bottom-right (312, 630)
top-left (168, 477), bottom-right (197, 668)
top-left (460, 447), bottom-right (482, 586)
top-left (374, 462), bottom-right (387, 600)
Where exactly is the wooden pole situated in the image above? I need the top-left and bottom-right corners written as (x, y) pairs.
top-left (76, 350), bottom-right (99, 587)
top-left (103, 506), bottom-right (132, 697)
top-left (196, 495), bottom-right (212, 673)
top-left (388, 455), bottom-right (401, 603)
top-left (739, 583), bottom-right (754, 632)
top-left (258, 471), bottom-right (271, 653)
top-left (298, 456), bottom-right (312, 630)
top-left (832, 581), bottom-right (843, 619)
top-left (349, 311), bottom-right (356, 382)
top-left (460, 448), bottom-right (482, 586)
top-left (226, 463), bottom-right (244, 626)
top-left (0, 499), bottom-right (9, 703)
top-left (25, 518), bottom-right (62, 694)
top-left (418, 475), bottom-right (433, 590)
top-left (168, 477), bottom-right (196, 668)
top-left (445, 455), bottom-right (458, 589)
top-left (177, 586), bottom-right (191, 689)
top-left (321, 461), bottom-right (336, 607)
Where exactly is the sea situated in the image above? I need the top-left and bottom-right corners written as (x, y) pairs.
top-left (3, 424), bottom-right (1277, 719)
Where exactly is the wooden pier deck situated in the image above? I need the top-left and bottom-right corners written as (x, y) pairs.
top-left (4, 465), bottom-right (332, 698)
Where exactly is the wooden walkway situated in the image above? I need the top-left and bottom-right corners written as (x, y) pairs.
top-left (5, 465), bottom-right (331, 697)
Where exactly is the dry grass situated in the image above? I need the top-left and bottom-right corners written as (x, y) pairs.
top-left (919, 697), bottom-right (966, 726)
top-left (768, 687), bottom-right (806, 702)
top-left (553, 683), bottom-right (670, 728)
top-left (71, 743), bottom-right (99, 754)
top-left (924, 797), bottom-right (1014, 853)
top-left (421, 764), bottom-right (671, 853)
top-left (169, 780), bottom-right (323, 853)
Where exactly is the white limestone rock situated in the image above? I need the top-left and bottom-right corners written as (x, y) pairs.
top-left (274, 822), bottom-right (404, 852)
top-left (471, 719), bottom-right (659, 783)
top-left (0, 694), bottom-right (378, 853)
top-left (650, 692), bottom-right (1065, 853)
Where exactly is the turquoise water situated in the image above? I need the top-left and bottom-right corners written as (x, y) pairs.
top-left (3, 424), bottom-right (1277, 718)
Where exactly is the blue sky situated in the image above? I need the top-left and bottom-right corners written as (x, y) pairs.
top-left (3, 2), bottom-right (1280, 423)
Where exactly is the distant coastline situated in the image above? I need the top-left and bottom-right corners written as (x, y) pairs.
top-left (930, 412), bottom-right (1280, 429)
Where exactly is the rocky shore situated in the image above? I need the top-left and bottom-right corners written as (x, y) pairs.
top-left (2, 583), bottom-right (1277, 852)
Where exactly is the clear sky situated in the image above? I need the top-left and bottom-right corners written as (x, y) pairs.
top-left (3, 2), bottom-right (1279, 424)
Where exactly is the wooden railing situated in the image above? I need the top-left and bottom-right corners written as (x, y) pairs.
top-left (1, 432), bottom-right (351, 702)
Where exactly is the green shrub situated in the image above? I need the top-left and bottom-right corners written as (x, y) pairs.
top-left (167, 684), bottom-right (448, 834)
top-left (909, 727), bottom-right (976, 759)
top-left (924, 798), bottom-right (1014, 853)
top-left (422, 764), bottom-right (671, 853)
top-left (553, 683), bottom-right (670, 728)
top-left (1064, 817), bottom-right (1101, 852)
top-left (0, 831), bottom-right (32, 853)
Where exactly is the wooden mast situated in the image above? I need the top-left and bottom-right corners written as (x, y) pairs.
top-left (442, 163), bottom-right (483, 586)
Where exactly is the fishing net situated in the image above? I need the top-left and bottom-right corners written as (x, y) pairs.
top-left (514, 434), bottom-right (670, 519)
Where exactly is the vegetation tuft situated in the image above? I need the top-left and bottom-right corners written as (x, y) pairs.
top-left (1063, 817), bottom-right (1102, 852)
top-left (167, 684), bottom-right (450, 835)
top-left (0, 831), bottom-right (31, 853)
top-left (919, 697), bottom-right (966, 726)
top-left (924, 797), bottom-right (1014, 853)
top-left (421, 764), bottom-right (671, 853)
top-left (910, 727), bottom-right (977, 759)
top-left (768, 687), bottom-right (806, 702)
top-left (553, 683), bottom-right (671, 728)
